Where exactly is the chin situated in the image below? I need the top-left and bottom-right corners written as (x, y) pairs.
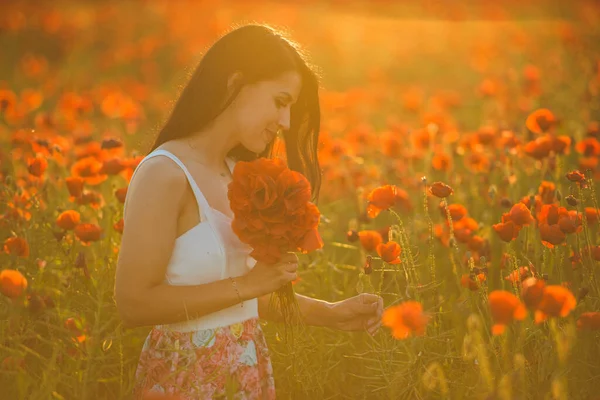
top-left (243, 142), bottom-right (268, 156)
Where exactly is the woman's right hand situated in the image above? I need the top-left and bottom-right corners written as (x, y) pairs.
top-left (238, 253), bottom-right (299, 300)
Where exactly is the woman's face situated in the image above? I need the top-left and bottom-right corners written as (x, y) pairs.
top-left (229, 70), bottom-right (302, 154)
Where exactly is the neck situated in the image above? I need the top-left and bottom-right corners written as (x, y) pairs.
top-left (184, 124), bottom-right (239, 169)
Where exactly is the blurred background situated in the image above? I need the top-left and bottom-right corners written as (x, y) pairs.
top-left (1, 1), bottom-right (600, 399)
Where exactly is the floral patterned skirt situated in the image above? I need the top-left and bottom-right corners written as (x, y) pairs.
top-left (133, 318), bottom-right (276, 399)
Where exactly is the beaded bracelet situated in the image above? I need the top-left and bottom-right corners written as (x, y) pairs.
top-left (229, 277), bottom-right (244, 307)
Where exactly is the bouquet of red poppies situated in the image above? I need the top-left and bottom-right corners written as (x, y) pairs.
top-left (227, 157), bottom-right (323, 327)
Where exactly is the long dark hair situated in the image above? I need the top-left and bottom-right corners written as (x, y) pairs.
top-left (150, 24), bottom-right (322, 202)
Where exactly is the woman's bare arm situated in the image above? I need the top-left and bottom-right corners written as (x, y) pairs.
top-left (257, 292), bottom-right (335, 328)
top-left (258, 292), bottom-right (383, 335)
top-left (114, 157), bottom-right (258, 328)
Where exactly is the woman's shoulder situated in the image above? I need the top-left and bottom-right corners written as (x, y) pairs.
top-left (125, 155), bottom-right (189, 211)
top-left (132, 155), bottom-right (187, 188)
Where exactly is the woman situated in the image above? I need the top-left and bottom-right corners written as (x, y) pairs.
top-left (115, 24), bottom-right (383, 399)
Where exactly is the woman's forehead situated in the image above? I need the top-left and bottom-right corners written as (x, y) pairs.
top-left (268, 72), bottom-right (301, 98)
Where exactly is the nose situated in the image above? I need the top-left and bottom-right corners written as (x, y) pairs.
top-left (277, 106), bottom-right (291, 132)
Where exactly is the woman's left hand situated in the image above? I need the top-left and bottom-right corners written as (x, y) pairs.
top-left (330, 293), bottom-right (384, 336)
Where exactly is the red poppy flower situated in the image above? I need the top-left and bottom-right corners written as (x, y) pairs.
top-left (539, 223), bottom-right (566, 247)
top-left (461, 274), bottom-right (479, 291)
top-left (56, 210), bottom-right (81, 230)
top-left (520, 277), bottom-right (546, 309)
top-left (523, 136), bottom-right (552, 160)
top-left (577, 312), bottom-right (600, 330)
top-left (575, 138), bottom-right (600, 157)
top-left (382, 301), bottom-right (430, 339)
top-left (534, 285), bottom-right (576, 323)
top-left (66, 176), bottom-right (85, 198)
top-left (493, 221), bottom-right (520, 242)
top-left (71, 157), bottom-right (107, 186)
top-left (440, 203), bottom-right (467, 221)
top-left (113, 218), bottom-right (124, 234)
top-left (566, 170), bottom-right (585, 182)
top-left (358, 230), bottom-right (383, 252)
top-left (488, 290), bottom-right (527, 335)
top-left (504, 266), bottom-right (531, 283)
top-left (429, 182), bottom-right (454, 198)
top-left (508, 203), bottom-right (534, 226)
top-left (27, 155), bottom-right (48, 177)
top-left (376, 241), bottom-right (401, 264)
top-left (367, 185), bottom-right (399, 218)
top-left (526, 108), bottom-right (556, 134)
top-left (100, 158), bottom-right (127, 175)
top-left (115, 187), bottom-right (128, 204)
top-left (0, 269), bottom-right (28, 299)
top-left (3, 237), bottom-right (29, 258)
top-left (74, 224), bottom-right (103, 244)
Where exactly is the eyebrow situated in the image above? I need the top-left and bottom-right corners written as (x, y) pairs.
top-left (279, 92), bottom-right (297, 104)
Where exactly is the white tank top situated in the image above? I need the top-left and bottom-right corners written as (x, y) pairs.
top-left (124, 149), bottom-right (259, 332)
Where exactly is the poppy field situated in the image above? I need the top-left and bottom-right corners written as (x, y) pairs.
top-left (1, 1), bottom-right (600, 399)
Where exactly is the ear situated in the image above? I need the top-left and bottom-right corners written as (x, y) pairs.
top-left (227, 71), bottom-right (244, 94)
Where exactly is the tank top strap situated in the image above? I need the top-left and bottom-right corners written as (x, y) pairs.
top-left (148, 149), bottom-right (215, 222)
top-left (124, 149), bottom-right (215, 223)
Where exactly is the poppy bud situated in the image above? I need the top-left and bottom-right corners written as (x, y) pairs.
top-left (364, 255), bottom-right (373, 275)
top-left (449, 237), bottom-right (457, 248)
top-left (499, 197), bottom-right (513, 208)
top-left (565, 195), bottom-right (578, 206)
top-left (346, 230), bottom-right (359, 243)
top-left (101, 137), bottom-right (124, 150)
top-left (35, 138), bottom-right (50, 149)
top-left (53, 230), bottom-right (65, 242)
top-left (488, 185), bottom-right (497, 200)
top-left (51, 144), bottom-right (62, 155)
top-left (578, 287), bottom-right (589, 302)
top-left (75, 252), bottom-right (87, 270)
top-left (565, 170), bottom-right (585, 182)
top-left (586, 121), bottom-right (600, 138)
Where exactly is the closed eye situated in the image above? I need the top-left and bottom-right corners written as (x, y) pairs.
top-left (275, 99), bottom-right (286, 109)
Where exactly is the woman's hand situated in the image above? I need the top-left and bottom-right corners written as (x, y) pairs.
top-left (330, 293), bottom-right (384, 336)
top-left (238, 253), bottom-right (299, 300)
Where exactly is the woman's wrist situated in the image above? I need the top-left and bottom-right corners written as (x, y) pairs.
top-left (228, 277), bottom-right (244, 306)
top-left (296, 294), bottom-right (337, 328)
top-left (236, 275), bottom-right (259, 301)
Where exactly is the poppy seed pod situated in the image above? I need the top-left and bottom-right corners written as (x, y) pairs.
top-left (578, 287), bottom-right (589, 302)
top-left (346, 230), bottom-right (359, 243)
top-left (500, 197), bottom-right (513, 208)
top-left (565, 195), bottom-right (578, 206)
top-left (53, 230), bottom-right (66, 242)
top-left (364, 255), bottom-right (373, 275)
